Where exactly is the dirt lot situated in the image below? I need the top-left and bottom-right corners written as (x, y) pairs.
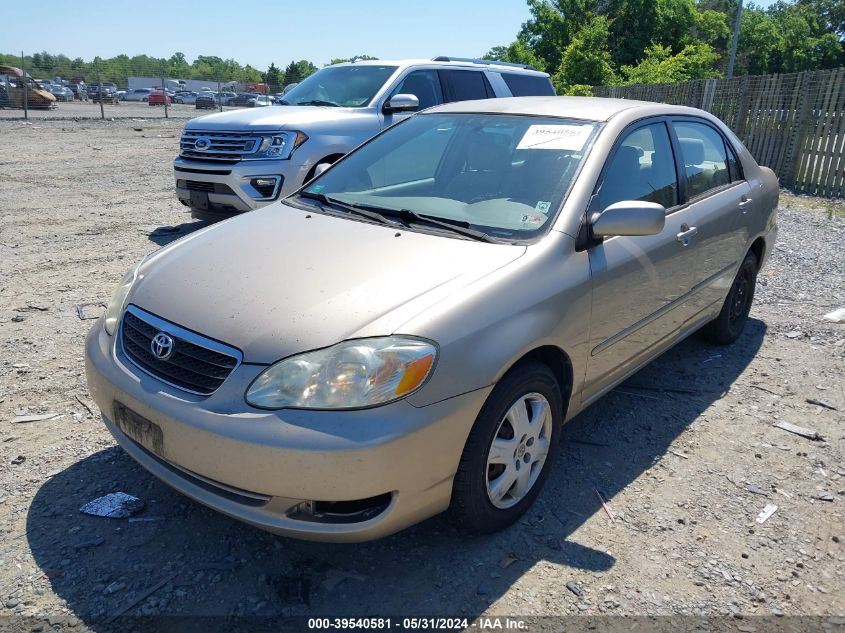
top-left (1, 118), bottom-right (843, 631)
top-left (0, 100), bottom-right (242, 121)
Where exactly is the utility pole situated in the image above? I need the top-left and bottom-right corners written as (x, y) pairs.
top-left (726, 0), bottom-right (744, 79)
top-left (20, 51), bottom-right (28, 119)
top-left (161, 73), bottom-right (169, 118)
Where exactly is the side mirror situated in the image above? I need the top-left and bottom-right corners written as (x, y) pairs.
top-left (591, 201), bottom-right (666, 237)
top-left (383, 93), bottom-right (419, 114)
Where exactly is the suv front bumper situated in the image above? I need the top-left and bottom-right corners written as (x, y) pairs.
top-left (174, 156), bottom-right (312, 220)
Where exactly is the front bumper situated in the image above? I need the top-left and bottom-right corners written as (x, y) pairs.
top-left (84, 319), bottom-right (489, 542)
top-left (174, 156), bottom-right (309, 218)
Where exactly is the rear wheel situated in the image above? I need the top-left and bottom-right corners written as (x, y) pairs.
top-left (451, 362), bottom-right (562, 533)
top-left (702, 251), bottom-right (758, 345)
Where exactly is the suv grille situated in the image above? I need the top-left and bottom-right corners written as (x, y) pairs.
top-left (120, 306), bottom-right (241, 396)
top-left (180, 130), bottom-right (261, 161)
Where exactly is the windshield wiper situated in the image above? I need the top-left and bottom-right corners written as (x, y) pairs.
top-left (296, 100), bottom-right (340, 107)
top-left (299, 192), bottom-right (403, 227)
top-left (338, 202), bottom-right (494, 243)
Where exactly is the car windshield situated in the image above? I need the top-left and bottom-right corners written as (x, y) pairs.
top-left (299, 113), bottom-right (600, 241)
top-left (281, 65), bottom-right (397, 107)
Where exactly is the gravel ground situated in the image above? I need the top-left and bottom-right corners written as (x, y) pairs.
top-left (0, 118), bottom-right (843, 631)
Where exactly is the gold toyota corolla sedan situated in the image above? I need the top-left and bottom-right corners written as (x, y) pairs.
top-left (85, 96), bottom-right (778, 541)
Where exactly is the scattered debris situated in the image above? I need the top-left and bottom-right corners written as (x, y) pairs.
top-left (108, 573), bottom-right (177, 622)
top-left (14, 305), bottom-right (48, 313)
top-left (822, 307), bottom-right (845, 323)
top-left (745, 483), bottom-right (768, 496)
top-left (321, 569), bottom-right (366, 592)
top-left (748, 384), bottom-right (785, 397)
top-left (74, 536), bottom-right (105, 550)
top-left (274, 575), bottom-right (310, 605)
top-left (595, 489), bottom-right (615, 521)
top-left (75, 302), bottom-right (107, 320)
top-left (11, 412), bottom-right (63, 424)
top-left (805, 398), bottom-right (837, 411)
top-left (703, 354), bottom-right (722, 363)
top-left (128, 516), bottom-right (163, 524)
top-left (756, 503), bottom-right (778, 524)
top-left (80, 492), bottom-right (145, 518)
top-left (498, 556), bottom-right (518, 569)
top-left (10, 315), bottom-right (25, 323)
top-left (785, 330), bottom-right (803, 339)
top-left (74, 395), bottom-right (94, 416)
top-left (775, 488), bottom-right (792, 499)
top-left (774, 421), bottom-right (824, 441)
top-left (812, 493), bottom-right (834, 502)
top-left (11, 455), bottom-right (25, 465)
top-left (669, 450), bottom-right (689, 459)
top-left (566, 581), bottom-right (583, 597)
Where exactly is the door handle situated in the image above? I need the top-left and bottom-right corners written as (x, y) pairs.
top-left (676, 225), bottom-right (698, 246)
top-left (739, 197), bottom-right (753, 212)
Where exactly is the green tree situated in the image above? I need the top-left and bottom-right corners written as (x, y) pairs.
top-left (517, 0), bottom-right (593, 72)
top-left (483, 39), bottom-right (545, 68)
top-left (553, 16), bottom-right (618, 91)
top-left (264, 63), bottom-right (283, 92)
top-left (328, 54), bottom-right (379, 65)
top-left (621, 42), bottom-right (721, 83)
top-left (283, 60), bottom-right (318, 85)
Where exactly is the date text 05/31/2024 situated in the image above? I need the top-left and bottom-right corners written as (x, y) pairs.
top-left (307, 617), bottom-right (528, 630)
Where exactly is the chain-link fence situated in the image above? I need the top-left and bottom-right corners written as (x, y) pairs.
top-left (0, 51), bottom-right (281, 120)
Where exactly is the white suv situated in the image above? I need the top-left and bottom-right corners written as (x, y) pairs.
top-left (173, 57), bottom-right (556, 221)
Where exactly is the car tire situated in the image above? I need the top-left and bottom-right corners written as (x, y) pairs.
top-left (701, 251), bottom-right (758, 345)
top-left (450, 362), bottom-right (562, 533)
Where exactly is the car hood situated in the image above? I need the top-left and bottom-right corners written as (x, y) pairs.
top-left (130, 204), bottom-right (527, 364)
top-left (185, 105), bottom-right (378, 133)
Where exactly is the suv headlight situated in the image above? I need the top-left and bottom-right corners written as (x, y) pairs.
top-left (246, 337), bottom-right (437, 410)
top-left (252, 131), bottom-right (307, 159)
top-left (103, 260), bottom-right (143, 335)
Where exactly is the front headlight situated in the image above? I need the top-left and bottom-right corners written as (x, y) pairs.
top-left (253, 131), bottom-right (308, 160)
top-left (103, 261), bottom-right (142, 335)
top-left (245, 336), bottom-right (437, 410)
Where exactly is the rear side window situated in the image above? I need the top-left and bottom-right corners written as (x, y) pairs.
top-left (672, 121), bottom-right (731, 198)
top-left (598, 122), bottom-right (678, 210)
top-left (441, 70), bottom-right (493, 103)
top-left (501, 73), bottom-right (555, 96)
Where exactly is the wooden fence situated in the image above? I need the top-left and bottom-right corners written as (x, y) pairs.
top-left (594, 68), bottom-right (845, 199)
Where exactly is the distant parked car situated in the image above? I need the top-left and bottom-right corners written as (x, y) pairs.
top-left (69, 84), bottom-right (88, 100)
top-left (248, 95), bottom-right (271, 107)
top-left (195, 92), bottom-right (218, 109)
top-left (89, 82), bottom-right (119, 104)
top-left (148, 91), bottom-right (172, 106)
top-left (174, 92), bottom-right (198, 104)
top-left (227, 93), bottom-right (258, 107)
top-left (217, 92), bottom-right (238, 105)
top-left (123, 88), bottom-right (152, 102)
top-left (48, 85), bottom-right (74, 102)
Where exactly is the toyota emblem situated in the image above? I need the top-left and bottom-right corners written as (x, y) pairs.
top-left (193, 137), bottom-right (211, 151)
top-left (150, 332), bottom-right (174, 360)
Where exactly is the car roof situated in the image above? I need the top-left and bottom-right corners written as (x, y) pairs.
top-left (333, 58), bottom-right (548, 76)
top-left (426, 96), bottom-right (704, 122)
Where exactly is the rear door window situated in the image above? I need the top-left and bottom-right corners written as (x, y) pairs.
top-left (440, 70), bottom-right (493, 103)
top-left (501, 73), bottom-right (555, 96)
top-left (672, 121), bottom-right (731, 198)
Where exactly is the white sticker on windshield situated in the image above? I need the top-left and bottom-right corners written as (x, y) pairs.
top-left (517, 124), bottom-right (592, 151)
top-left (536, 201), bottom-right (551, 213)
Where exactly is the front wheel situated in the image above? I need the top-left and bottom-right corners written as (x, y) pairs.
top-left (701, 251), bottom-right (758, 345)
top-left (450, 362), bottom-right (562, 533)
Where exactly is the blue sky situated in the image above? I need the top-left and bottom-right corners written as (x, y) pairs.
top-left (7, 0), bottom-right (782, 71)
top-left (6, 0), bottom-right (532, 69)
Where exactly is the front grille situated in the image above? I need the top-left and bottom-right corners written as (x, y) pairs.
top-left (177, 179), bottom-right (235, 195)
top-left (180, 130), bottom-right (261, 161)
top-left (120, 306), bottom-right (241, 396)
